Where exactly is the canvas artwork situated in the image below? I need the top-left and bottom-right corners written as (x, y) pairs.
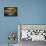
top-left (4, 7), bottom-right (17, 16)
top-left (18, 25), bottom-right (46, 41)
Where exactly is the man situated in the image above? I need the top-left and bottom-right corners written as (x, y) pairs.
top-left (4, 7), bottom-right (17, 16)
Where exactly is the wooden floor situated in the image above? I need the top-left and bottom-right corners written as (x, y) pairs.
top-left (0, 40), bottom-right (46, 46)
top-left (19, 39), bottom-right (46, 46)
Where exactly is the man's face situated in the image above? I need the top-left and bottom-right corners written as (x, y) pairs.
top-left (5, 8), bottom-right (17, 16)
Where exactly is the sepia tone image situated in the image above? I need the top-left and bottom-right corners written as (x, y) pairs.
top-left (4, 7), bottom-right (17, 16)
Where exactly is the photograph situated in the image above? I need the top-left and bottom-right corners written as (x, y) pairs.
top-left (4, 7), bottom-right (17, 16)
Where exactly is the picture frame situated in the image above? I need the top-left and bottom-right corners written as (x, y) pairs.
top-left (4, 7), bottom-right (18, 16)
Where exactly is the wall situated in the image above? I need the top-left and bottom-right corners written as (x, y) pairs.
top-left (0, 0), bottom-right (46, 44)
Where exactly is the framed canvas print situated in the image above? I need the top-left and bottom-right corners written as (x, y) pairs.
top-left (4, 7), bottom-right (18, 16)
